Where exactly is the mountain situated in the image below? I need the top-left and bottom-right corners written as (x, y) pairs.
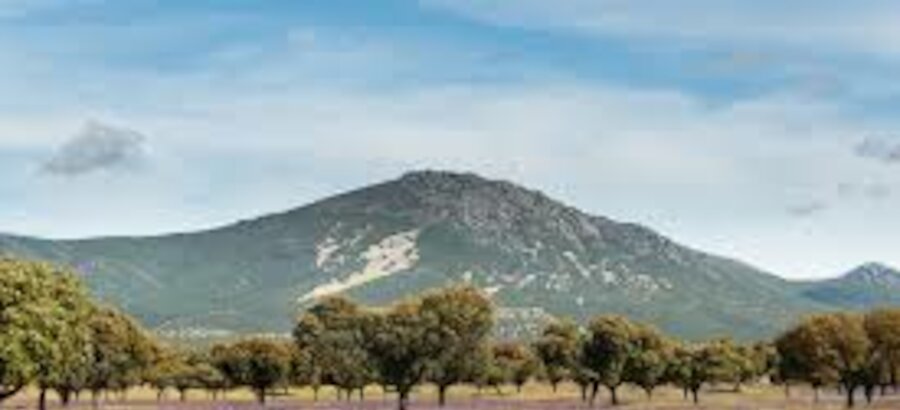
top-left (799, 263), bottom-right (900, 309)
top-left (0, 171), bottom-right (868, 340)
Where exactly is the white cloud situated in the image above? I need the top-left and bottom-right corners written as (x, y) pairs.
top-left (41, 121), bottom-right (148, 176)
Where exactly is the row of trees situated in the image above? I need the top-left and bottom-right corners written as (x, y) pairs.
top-left (289, 287), bottom-right (777, 409)
top-left (3, 256), bottom-right (900, 409)
top-left (288, 290), bottom-right (900, 409)
top-left (1, 257), bottom-right (310, 408)
top-left (776, 310), bottom-right (900, 407)
top-left (0, 258), bottom-right (158, 409)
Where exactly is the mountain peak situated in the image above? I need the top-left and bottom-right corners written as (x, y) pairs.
top-left (844, 262), bottom-right (900, 285)
top-left (395, 170), bottom-right (530, 200)
top-left (399, 169), bottom-right (489, 184)
top-left (373, 170), bottom-right (579, 229)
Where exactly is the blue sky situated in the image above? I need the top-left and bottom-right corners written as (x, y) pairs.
top-left (3, 0), bottom-right (900, 278)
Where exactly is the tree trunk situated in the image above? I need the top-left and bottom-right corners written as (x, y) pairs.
top-left (814, 386), bottom-right (820, 403)
top-left (256, 387), bottom-right (266, 405)
top-left (608, 385), bottom-right (619, 406)
top-left (580, 384), bottom-right (588, 402)
top-left (551, 382), bottom-right (558, 394)
top-left (312, 386), bottom-right (319, 402)
top-left (60, 389), bottom-right (72, 407)
top-left (438, 384), bottom-right (449, 407)
top-left (38, 388), bottom-right (48, 410)
top-left (398, 389), bottom-right (410, 410)
top-left (691, 387), bottom-right (700, 404)
top-left (645, 387), bottom-right (654, 401)
top-left (589, 382), bottom-right (600, 407)
top-left (864, 385), bottom-right (874, 405)
top-left (157, 389), bottom-right (164, 402)
top-left (846, 384), bottom-right (857, 408)
top-left (180, 389), bottom-right (187, 402)
top-left (516, 384), bottom-right (523, 394)
top-left (683, 387), bottom-right (689, 400)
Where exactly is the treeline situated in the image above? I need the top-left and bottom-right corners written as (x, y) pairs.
top-left (2, 257), bottom-right (900, 409)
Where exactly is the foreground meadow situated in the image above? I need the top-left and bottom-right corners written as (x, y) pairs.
top-left (4, 384), bottom-right (900, 410)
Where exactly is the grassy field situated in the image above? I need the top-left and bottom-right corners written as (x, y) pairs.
top-left (4, 383), bottom-right (899, 409)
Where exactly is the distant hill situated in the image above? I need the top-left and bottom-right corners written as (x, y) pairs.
top-left (0, 171), bottom-right (892, 340)
top-left (798, 263), bottom-right (900, 309)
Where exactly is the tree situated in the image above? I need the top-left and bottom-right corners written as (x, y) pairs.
top-left (818, 313), bottom-right (871, 408)
top-left (865, 309), bottom-right (900, 397)
top-left (581, 315), bottom-right (639, 406)
top-left (0, 258), bottom-right (94, 408)
top-left (780, 313), bottom-right (871, 408)
top-left (731, 344), bottom-right (758, 391)
top-left (287, 343), bottom-right (319, 399)
top-left (492, 342), bottom-right (541, 393)
top-left (572, 334), bottom-right (598, 404)
top-left (359, 286), bottom-right (495, 410)
top-left (665, 345), bottom-right (696, 402)
top-left (665, 340), bottom-right (740, 405)
top-left (212, 339), bottom-right (291, 404)
top-left (750, 342), bottom-right (778, 383)
top-left (472, 348), bottom-right (510, 395)
top-left (533, 320), bottom-right (580, 393)
top-left (146, 351), bottom-right (182, 401)
top-left (775, 321), bottom-right (837, 401)
top-left (624, 324), bottom-right (670, 400)
top-left (573, 366), bottom-right (598, 403)
top-left (294, 297), bottom-right (373, 399)
top-left (147, 348), bottom-right (221, 403)
top-left (292, 314), bottom-right (325, 400)
top-left (419, 286), bottom-right (494, 407)
top-left (210, 342), bottom-right (254, 398)
top-left (85, 306), bottom-right (159, 406)
top-left (363, 301), bottom-right (435, 410)
top-left (191, 361), bottom-right (227, 400)
top-left (702, 339), bottom-right (749, 391)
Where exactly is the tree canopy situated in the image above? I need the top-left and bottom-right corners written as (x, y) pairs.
top-left (0, 258), bottom-right (94, 407)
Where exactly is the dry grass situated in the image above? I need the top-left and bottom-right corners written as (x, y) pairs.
top-left (3, 383), bottom-right (898, 409)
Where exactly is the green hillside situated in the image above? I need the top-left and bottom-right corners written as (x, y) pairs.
top-left (0, 171), bottom-right (884, 340)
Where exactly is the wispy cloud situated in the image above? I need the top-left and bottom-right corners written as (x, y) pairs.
top-left (423, 0), bottom-right (900, 57)
top-left (786, 201), bottom-right (828, 218)
top-left (41, 121), bottom-right (148, 177)
top-left (855, 137), bottom-right (900, 164)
